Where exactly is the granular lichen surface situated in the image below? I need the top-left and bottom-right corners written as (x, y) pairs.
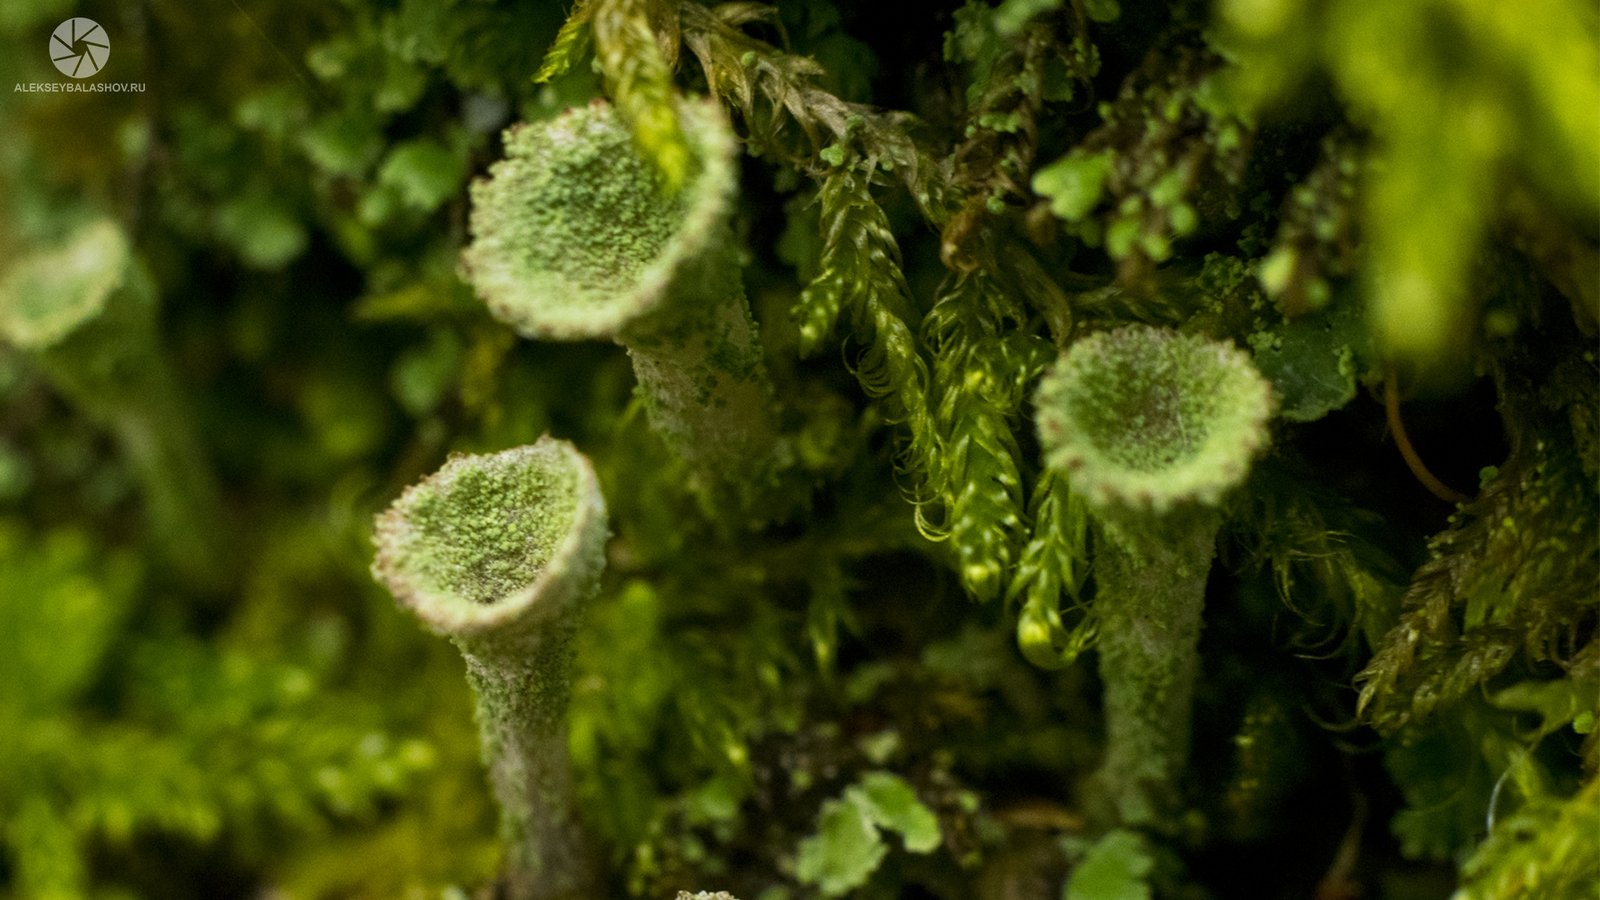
top-left (395, 451), bottom-right (580, 607)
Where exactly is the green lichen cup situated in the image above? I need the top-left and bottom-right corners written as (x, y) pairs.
top-left (1036, 325), bottom-right (1274, 829)
top-left (1035, 325), bottom-right (1274, 518)
top-left (0, 218), bottom-right (229, 587)
top-left (460, 98), bottom-right (780, 502)
top-left (371, 437), bottom-right (608, 900)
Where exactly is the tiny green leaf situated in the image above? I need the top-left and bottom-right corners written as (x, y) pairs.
top-left (378, 138), bottom-right (467, 212)
top-left (853, 771), bottom-right (942, 853)
top-left (1248, 297), bottom-right (1370, 422)
top-left (1063, 829), bottom-right (1152, 900)
top-left (796, 797), bottom-right (886, 896)
top-left (1033, 150), bottom-right (1114, 222)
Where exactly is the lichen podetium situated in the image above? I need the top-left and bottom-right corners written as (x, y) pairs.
top-left (461, 98), bottom-right (782, 511)
top-left (0, 219), bottom-right (230, 589)
top-left (1036, 325), bottom-right (1275, 828)
top-left (372, 437), bottom-right (610, 900)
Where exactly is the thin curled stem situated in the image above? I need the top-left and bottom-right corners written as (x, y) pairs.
top-left (1383, 363), bottom-right (1470, 504)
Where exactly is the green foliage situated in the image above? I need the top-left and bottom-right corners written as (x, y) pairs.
top-left (0, 523), bottom-right (443, 899)
top-left (0, 522), bottom-right (138, 718)
top-left (533, 0), bottom-right (595, 85)
top-left (377, 138), bottom-right (469, 214)
top-left (1357, 341), bottom-right (1599, 734)
top-left (794, 164), bottom-right (939, 499)
top-left (1212, 0), bottom-right (1600, 367)
top-left (1010, 469), bottom-right (1094, 669)
top-left (1229, 463), bottom-right (1407, 654)
top-left (1247, 293), bottom-right (1369, 422)
top-left (1035, 150), bottom-right (1114, 223)
top-left (1456, 776), bottom-right (1600, 900)
top-left (1382, 702), bottom-right (1508, 860)
top-left (591, 0), bottom-right (692, 192)
top-left (1033, 40), bottom-right (1248, 276)
top-left (611, 0), bottom-right (934, 205)
top-left (1254, 129), bottom-right (1363, 316)
top-left (795, 793), bottom-right (886, 896)
top-left (1062, 829), bottom-right (1153, 900)
top-left (923, 273), bottom-right (1052, 601)
top-left (795, 771), bottom-right (941, 895)
top-left (851, 772), bottom-right (943, 853)
top-left (944, 0), bottom-right (1099, 268)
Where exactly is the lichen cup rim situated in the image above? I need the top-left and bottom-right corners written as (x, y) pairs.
top-left (1036, 324), bottom-right (1276, 515)
top-left (370, 437), bottom-right (608, 637)
top-left (459, 97), bottom-right (738, 341)
top-left (0, 218), bottom-right (130, 350)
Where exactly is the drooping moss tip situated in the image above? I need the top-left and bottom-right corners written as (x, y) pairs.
top-left (459, 98), bottom-right (738, 341)
top-left (0, 219), bottom-right (135, 350)
top-left (1035, 324), bottom-right (1275, 514)
top-left (371, 436), bottom-right (609, 636)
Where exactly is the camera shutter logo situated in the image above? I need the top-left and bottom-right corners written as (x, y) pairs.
top-left (51, 18), bottom-right (109, 78)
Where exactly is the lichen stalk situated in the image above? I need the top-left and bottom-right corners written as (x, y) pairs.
top-left (371, 438), bottom-right (609, 900)
top-left (1089, 515), bottom-right (1217, 826)
top-left (621, 224), bottom-right (775, 484)
top-left (460, 99), bottom-right (780, 505)
top-left (1035, 325), bottom-right (1274, 828)
top-left (0, 219), bottom-right (228, 586)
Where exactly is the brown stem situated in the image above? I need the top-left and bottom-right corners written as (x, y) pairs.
top-left (1383, 364), bottom-right (1469, 504)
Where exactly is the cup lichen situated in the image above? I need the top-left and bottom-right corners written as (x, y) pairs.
top-left (0, 218), bottom-right (229, 587)
top-left (1035, 325), bottom-right (1275, 828)
top-left (461, 98), bottom-right (780, 504)
top-left (371, 437), bottom-right (608, 900)
top-left (1035, 325), bottom-right (1274, 517)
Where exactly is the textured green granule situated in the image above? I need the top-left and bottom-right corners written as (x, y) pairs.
top-left (391, 449), bottom-right (579, 606)
top-left (460, 101), bottom-right (733, 341)
top-left (496, 111), bottom-right (681, 297)
top-left (1036, 326), bottom-right (1274, 512)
